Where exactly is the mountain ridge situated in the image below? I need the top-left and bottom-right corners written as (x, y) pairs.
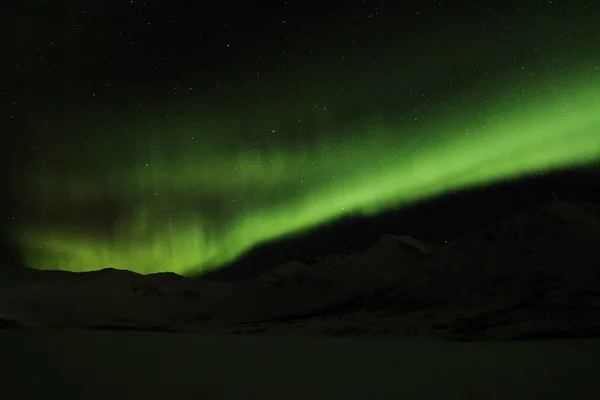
top-left (2, 199), bottom-right (600, 340)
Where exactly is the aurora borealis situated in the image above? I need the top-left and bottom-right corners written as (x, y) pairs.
top-left (2, 1), bottom-right (600, 275)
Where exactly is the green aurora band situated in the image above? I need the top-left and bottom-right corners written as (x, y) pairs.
top-left (12, 67), bottom-right (600, 276)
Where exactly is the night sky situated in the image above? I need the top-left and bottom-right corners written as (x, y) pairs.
top-left (1, 0), bottom-right (599, 276)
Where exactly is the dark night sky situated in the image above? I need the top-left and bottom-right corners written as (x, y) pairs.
top-left (1, 0), bottom-right (599, 276)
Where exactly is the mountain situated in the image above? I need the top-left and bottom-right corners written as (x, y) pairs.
top-left (2, 199), bottom-right (600, 341)
top-left (284, 199), bottom-right (600, 340)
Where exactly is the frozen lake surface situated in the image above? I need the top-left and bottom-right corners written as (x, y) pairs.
top-left (2, 329), bottom-right (599, 399)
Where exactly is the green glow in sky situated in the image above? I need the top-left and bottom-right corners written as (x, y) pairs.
top-left (13, 69), bottom-right (600, 275)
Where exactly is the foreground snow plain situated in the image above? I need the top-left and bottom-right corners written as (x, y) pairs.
top-left (2, 329), bottom-right (598, 399)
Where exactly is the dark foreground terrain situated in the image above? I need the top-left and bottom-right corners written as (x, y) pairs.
top-left (2, 329), bottom-right (599, 399)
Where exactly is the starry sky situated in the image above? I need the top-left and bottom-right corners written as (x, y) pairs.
top-left (1, 0), bottom-right (599, 276)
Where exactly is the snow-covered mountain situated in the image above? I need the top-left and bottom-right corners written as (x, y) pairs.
top-left (0, 233), bottom-right (427, 327)
top-left (276, 200), bottom-right (600, 340)
top-left (2, 200), bottom-right (600, 340)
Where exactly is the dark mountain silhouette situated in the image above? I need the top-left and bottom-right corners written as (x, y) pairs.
top-left (2, 198), bottom-right (600, 341)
